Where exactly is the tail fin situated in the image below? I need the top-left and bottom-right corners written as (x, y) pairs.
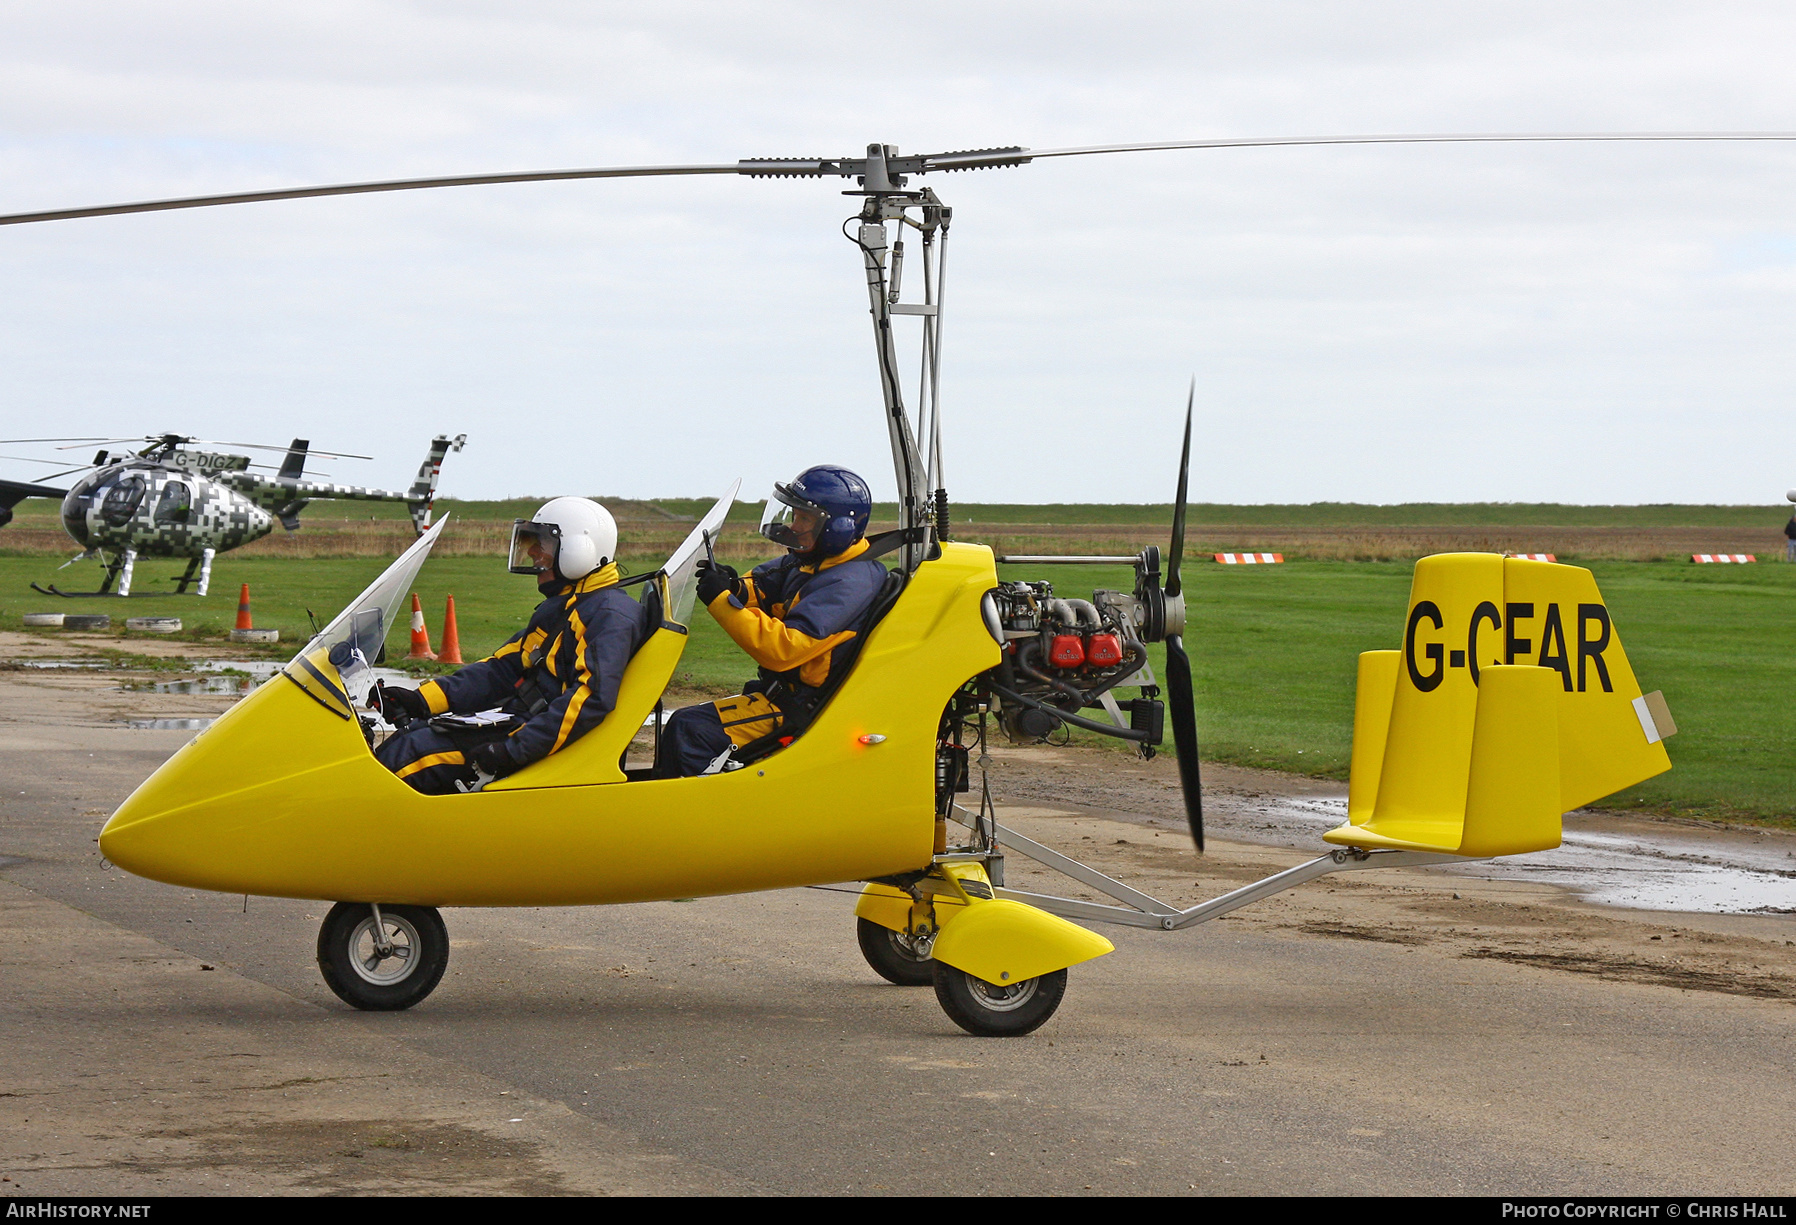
top-left (405, 434), bottom-right (466, 535)
top-left (1328, 553), bottom-right (1673, 858)
top-left (278, 439), bottom-right (309, 481)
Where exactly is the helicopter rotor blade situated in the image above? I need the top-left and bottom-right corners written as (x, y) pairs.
top-left (0, 162), bottom-right (747, 227)
top-left (0, 437), bottom-right (123, 445)
top-left (1164, 379), bottom-right (1193, 600)
top-left (199, 439), bottom-right (374, 460)
top-left (8, 132), bottom-right (1795, 229)
top-left (1163, 633), bottom-right (1204, 852)
top-left (1021, 130), bottom-right (1796, 163)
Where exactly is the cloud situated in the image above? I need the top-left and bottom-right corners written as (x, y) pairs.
top-left (2, 1), bottom-right (1795, 505)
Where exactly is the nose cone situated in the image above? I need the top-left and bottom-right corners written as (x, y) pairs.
top-left (98, 673), bottom-right (374, 896)
top-left (60, 478), bottom-right (95, 547)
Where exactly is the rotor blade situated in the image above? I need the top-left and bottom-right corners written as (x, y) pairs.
top-left (1021, 131), bottom-right (1796, 163)
top-left (1163, 634), bottom-right (1204, 852)
top-left (1164, 380), bottom-right (1193, 600)
top-left (203, 439), bottom-right (374, 460)
top-left (0, 162), bottom-right (745, 227)
top-left (0, 437), bottom-right (119, 444)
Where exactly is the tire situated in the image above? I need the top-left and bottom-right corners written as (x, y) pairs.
top-left (856, 916), bottom-right (936, 986)
top-left (316, 902), bottom-right (449, 1012)
top-left (932, 963), bottom-right (1067, 1037)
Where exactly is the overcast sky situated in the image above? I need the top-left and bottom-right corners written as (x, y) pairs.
top-left (2, 2), bottom-right (1795, 507)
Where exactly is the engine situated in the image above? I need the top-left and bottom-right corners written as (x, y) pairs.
top-left (979, 579), bottom-right (1163, 748)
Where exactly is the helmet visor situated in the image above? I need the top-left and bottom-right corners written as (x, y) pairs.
top-left (508, 519), bottom-right (560, 575)
top-left (758, 483), bottom-right (825, 550)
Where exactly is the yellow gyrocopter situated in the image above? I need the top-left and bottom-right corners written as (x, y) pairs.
top-left (0, 133), bottom-right (1702, 1035)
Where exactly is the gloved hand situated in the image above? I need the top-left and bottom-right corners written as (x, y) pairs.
top-left (695, 559), bottom-right (741, 606)
top-left (375, 683), bottom-right (429, 724)
top-left (471, 739), bottom-right (520, 779)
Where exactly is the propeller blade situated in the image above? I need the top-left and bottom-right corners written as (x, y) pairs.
top-left (1163, 633), bottom-right (1204, 852)
top-left (1023, 130), bottom-right (1796, 163)
top-left (1164, 379), bottom-right (1193, 599)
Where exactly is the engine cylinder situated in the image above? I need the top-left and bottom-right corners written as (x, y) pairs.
top-left (1048, 633), bottom-right (1086, 668)
top-left (1085, 632), bottom-right (1124, 668)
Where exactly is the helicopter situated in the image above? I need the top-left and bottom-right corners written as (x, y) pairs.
top-left (0, 132), bottom-right (1699, 1034)
top-left (0, 431), bottom-right (466, 597)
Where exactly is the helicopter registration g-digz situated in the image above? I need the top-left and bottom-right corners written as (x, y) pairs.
top-left (2, 132), bottom-right (1701, 1034)
top-left (0, 431), bottom-right (466, 597)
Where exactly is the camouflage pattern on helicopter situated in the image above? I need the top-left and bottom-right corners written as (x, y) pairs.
top-left (0, 432), bottom-right (465, 596)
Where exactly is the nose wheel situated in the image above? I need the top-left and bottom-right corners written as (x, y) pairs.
top-left (317, 902), bottom-right (449, 1011)
top-left (932, 964), bottom-right (1067, 1037)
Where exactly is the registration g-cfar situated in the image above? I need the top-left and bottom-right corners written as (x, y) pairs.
top-left (1335, 553), bottom-right (1674, 859)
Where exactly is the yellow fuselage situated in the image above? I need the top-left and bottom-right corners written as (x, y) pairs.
top-left (100, 543), bottom-right (1003, 907)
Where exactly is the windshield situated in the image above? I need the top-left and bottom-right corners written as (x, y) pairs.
top-left (664, 481), bottom-right (740, 628)
top-left (283, 517), bottom-right (450, 718)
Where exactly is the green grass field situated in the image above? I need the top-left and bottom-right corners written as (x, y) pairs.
top-left (2, 545), bottom-right (1790, 827)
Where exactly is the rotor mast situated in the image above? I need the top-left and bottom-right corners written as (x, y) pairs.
top-left (847, 144), bottom-right (952, 574)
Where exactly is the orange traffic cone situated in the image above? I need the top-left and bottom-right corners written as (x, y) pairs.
top-left (406, 593), bottom-right (437, 660)
top-left (439, 595), bottom-right (463, 665)
top-left (235, 584), bottom-right (253, 630)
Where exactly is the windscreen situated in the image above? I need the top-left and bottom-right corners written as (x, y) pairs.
top-left (663, 481), bottom-right (741, 628)
top-left (283, 516), bottom-right (450, 718)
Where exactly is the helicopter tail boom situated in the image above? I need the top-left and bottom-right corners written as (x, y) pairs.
top-left (218, 432), bottom-right (465, 535)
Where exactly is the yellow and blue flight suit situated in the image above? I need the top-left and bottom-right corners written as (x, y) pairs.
top-left (657, 539), bottom-right (887, 776)
top-left (375, 564), bottom-right (654, 794)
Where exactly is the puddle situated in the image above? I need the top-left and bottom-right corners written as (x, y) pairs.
top-left (128, 675), bottom-right (258, 695)
top-left (194, 660), bottom-right (284, 680)
top-left (119, 659), bottom-right (416, 697)
top-left (117, 663), bottom-right (415, 733)
top-left (14, 660), bottom-right (110, 670)
top-left (1207, 793), bottom-right (1796, 917)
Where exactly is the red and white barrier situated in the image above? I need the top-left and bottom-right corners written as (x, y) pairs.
top-left (1505, 553), bottom-right (1557, 563)
top-left (1692, 554), bottom-right (1756, 564)
top-left (1213, 553), bottom-right (1284, 565)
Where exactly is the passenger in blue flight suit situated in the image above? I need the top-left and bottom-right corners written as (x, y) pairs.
top-left (374, 497), bottom-right (653, 794)
top-left (656, 465), bottom-right (887, 777)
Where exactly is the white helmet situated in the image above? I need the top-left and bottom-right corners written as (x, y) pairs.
top-left (508, 497), bottom-right (618, 581)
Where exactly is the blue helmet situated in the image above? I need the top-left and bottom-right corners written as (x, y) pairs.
top-left (760, 464), bottom-right (872, 557)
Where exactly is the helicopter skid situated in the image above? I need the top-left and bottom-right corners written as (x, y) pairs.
top-left (31, 583), bottom-right (190, 598)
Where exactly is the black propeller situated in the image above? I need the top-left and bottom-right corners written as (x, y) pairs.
top-left (1161, 382), bottom-right (1204, 852)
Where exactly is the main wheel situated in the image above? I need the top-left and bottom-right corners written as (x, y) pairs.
top-left (317, 902), bottom-right (449, 1012)
top-left (856, 916), bottom-right (936, 986)
top-left (932, 964), bottom-right (1067, 1037)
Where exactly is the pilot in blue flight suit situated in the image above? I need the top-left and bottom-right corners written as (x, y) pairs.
top-left (656, 465), bottom-right (887, 777)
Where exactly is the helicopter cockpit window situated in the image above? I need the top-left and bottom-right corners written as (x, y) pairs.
top-left (100, 477), bottom-right (146, 527)
top-left (153, 481), bottom-right (192, 524)
top-left (662, 481), bottom-right (741, 628)
top-left (283, 517), bottom-right (450, 720)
